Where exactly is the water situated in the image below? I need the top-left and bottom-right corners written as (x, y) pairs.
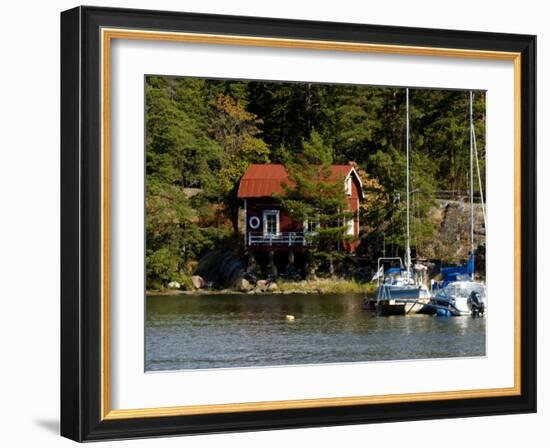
top-left (145, 293), bottom-right (486, 371)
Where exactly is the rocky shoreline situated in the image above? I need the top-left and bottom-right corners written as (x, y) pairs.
top-left (147, 278), bottom-right (376, 297)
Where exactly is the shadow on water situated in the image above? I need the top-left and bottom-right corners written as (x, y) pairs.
top-left (146, 293), bottom-right (486, 371)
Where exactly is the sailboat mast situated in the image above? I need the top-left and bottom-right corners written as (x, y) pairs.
top-left (405, 88), bottom-right (411, 275)
top-left (469, 91), bottom-right (474, 255)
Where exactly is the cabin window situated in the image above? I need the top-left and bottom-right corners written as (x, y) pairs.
top-left (263, 210), bottom-right (280, 235)
top-left (345, 176), bottom-right (352, 195)
top-left (346, 215), bottom-right (355, 236)
top-left (304, 215), bottom-right (320, 234)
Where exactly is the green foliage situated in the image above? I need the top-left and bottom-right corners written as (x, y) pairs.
top-left (366, 145), bottom-right (436, 257)
top-left (145, 179), bottom-right (213, 287)
top-left (146, 77), bottom-right (223, 188)
top-left (209, 93), bottom-right (270, 194)
top-left (145, 77), bottom-right (267, 288)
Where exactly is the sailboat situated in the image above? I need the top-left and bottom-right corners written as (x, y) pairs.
top-left (372, 88), bottom-right (432, 316)
top-left (429, 91), bottom-right (487, 317)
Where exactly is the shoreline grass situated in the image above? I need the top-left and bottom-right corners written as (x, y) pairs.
top-left (147, 278), bottom-right (376, 296)
top-left (275, 278), bottom-right (376, 294)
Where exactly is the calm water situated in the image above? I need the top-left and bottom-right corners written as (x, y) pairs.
top-left (145, 293), bottom-right (486, 371)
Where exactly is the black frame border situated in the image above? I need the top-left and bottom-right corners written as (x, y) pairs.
top-left (61, 6), bottom-right (536, 442)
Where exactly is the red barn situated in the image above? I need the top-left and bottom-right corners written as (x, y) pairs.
top-left (237, 164), bottom-right (363, 253)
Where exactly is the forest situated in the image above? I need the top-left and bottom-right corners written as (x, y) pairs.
top-left (145, 75), bottom-right (486, 290)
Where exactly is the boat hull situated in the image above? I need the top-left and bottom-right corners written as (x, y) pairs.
top-left (376, 300), bottom-right (431, 316)
top-left (374, 284), bottom-right (432, 316)
top-left (423, 303), bottom-right (470, 317)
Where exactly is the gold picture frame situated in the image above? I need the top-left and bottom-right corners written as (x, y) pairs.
top-left (61, 6), bottom-right (536, 441)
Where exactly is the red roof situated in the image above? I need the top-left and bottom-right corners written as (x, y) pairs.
top-left (237, 164), bottom-right (356, 198)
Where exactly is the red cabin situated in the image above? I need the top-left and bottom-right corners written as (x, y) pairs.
top-left (237, 164), bottom-right (363, 252)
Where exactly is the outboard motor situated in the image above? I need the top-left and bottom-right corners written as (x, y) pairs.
top-left (467, 291), bottom-right (485, 316)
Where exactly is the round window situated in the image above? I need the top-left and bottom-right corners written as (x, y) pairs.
top-left (249, 216), bottom-right (260, 229)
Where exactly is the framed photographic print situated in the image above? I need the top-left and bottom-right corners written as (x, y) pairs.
top-left (60, 6), bottom-right (536, 442)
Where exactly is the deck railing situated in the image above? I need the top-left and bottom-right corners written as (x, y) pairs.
top-left (248, 232), bottom-right (307, 246)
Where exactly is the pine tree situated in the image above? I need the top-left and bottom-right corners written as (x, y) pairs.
top-left (277, 131), bottom-right (353, 276)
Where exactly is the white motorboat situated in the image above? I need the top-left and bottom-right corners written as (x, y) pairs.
top-left (429, 281), bottom-right (486, 316)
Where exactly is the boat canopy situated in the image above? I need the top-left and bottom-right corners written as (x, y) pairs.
top-left (438, 281), bottom-right (486, 298)
top-left (440, 253), bottom-right (474, 287)
top-left (385, 267), bottom-right (406, 276)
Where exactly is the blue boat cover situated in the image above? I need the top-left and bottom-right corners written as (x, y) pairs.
top-left (440, 253), bottom-right (474, 287)
top-left (385, 267), bottom-right (405, 275)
